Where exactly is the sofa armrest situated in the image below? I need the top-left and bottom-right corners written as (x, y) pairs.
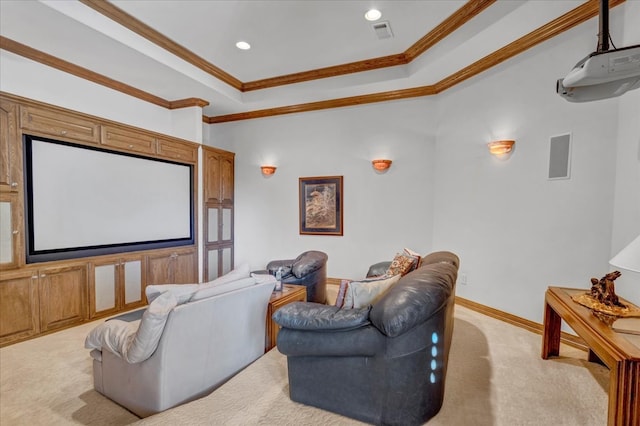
top-left (273, 302), bottom-right (370, 331)
top-left (291, 251), bottom-right (328, 278)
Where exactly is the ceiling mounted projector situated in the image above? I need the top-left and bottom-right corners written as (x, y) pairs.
top-left (557, 0), bottom-right (640, 102)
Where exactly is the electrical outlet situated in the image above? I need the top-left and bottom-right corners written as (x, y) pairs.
top-left (459, 272), bottom-right (468, 285)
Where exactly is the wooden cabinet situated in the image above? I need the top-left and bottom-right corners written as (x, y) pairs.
top-left (38, 264), bottom-right (88, 332)
top-left (147, 248), bottom-right (197, 286)
top-left (20, 105), bottom-right (100, 144)
top-left (203, 146), bottom-right (234, 280)
top-left (0, 269), bottom-right (39, 345)
top-left (0, 99), bottom-right (21, 193)
top-left (203, 148), bottom-right (234, 204)
top-left (101, 125), bottom-right (156, 155)
top-left (89, 256), bottom-right (146, 318)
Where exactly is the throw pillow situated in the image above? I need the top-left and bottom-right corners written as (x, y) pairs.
top-left (343, 274), bottom-right (401, 309)
top-left (403, 247), bottom-right (422, 269)
top-left (386, 252), bottom-right (418, 277)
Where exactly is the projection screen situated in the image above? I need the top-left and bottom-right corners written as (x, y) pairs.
top-left (24, 135), bottom-right (194, 263)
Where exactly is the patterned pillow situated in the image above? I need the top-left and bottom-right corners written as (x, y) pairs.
top-left (386, 252), bottom-right (418, 276)
top-left (403, 248), bottom-right (422, 270)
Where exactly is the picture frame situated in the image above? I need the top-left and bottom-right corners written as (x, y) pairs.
top-left (299, 176), bottom-right (343, 236)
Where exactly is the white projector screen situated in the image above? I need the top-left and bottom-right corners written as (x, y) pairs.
top-left (24, 135), bottom-right (194, 263)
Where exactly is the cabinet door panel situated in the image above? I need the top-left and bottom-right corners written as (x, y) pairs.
top-left (0, 272), bottom-right (39, 345)
top-left (204, 150), bottom-right (222, 203)
top-left (94, 264), bottom-right (117, 313)
top-left (222, 207), bottom-right (233, 241)
top-left (39, 265), bottom-right (87, 332)
top-left (101, 126), bottom-right (155, 155)
top-left (147, 255), bottom-right (173, 286)
top-left (0, 100), bottom-right (21, 192)
top-left (123, 260), bottom-right (143, 305)
top-left (0, 194), bottom-right (21, 269)
top-left (174, 251), bottom-right (197, 284)
top-left (156, 138), bottom-right (197, 162)
top-left (220, 155), bottom-right (234, 203)
top-left (207, 207), bottom-right (219, 243)
top-left (20, 106), bottom-right (100, 143)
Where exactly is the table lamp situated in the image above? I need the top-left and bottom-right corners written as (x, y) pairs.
top-left (609, 235), bottom-right (640, 306)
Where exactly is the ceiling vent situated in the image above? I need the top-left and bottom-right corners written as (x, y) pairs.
top-left (372, 21), bottom-right (393, 40)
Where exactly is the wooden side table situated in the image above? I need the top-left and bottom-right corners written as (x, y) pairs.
top-left (265, 284), bottom-right (306, 352)
top-left (542, 286), bottom-right (640, 426)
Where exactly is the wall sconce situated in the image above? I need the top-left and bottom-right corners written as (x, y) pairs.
top-left (260, 165), bottom-right (277, 176)
top-left (487, 140), bottom-right (515, 156)
top-left (372, 159), bottom-right (392, 172)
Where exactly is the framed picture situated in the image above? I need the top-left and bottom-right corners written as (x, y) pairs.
top-left (299, 176), bottom-right (343, 236)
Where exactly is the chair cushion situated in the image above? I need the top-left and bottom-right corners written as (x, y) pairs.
top-left (273, 302), bottom-right (371, 331)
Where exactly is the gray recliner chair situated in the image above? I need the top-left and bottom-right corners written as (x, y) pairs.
top-left (266, 250), bottom-right (328, 303)
top-left (273, 251), bottom-right (459, 426)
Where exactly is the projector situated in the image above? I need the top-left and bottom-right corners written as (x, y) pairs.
top-left (557, 44), bottom-right (640, 102)
top-left (557, 75), bottom-right (640, 102)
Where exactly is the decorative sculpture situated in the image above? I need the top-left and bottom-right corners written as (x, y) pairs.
top-left (589, 270), bottom-right (625, 309)
top-left (572, 270), bottom-right (640, 318)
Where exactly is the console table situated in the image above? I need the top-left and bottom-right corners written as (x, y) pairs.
top-left (542, 286), bottom-right (640, 426)
top-left (265, 284), bottom-right (306, 352)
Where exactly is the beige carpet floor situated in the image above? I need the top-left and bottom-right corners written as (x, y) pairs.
top-left (0, 306), bottom-right (609, 425)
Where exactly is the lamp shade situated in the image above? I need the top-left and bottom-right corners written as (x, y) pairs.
top-left (610, 235), bottom-right (640, 272)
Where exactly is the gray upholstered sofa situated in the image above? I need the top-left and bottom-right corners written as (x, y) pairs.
top-left (85, 265), bottom-right (276, 417)
top-left (274, 251), bottom-right (459, 426)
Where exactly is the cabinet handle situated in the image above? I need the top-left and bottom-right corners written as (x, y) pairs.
top-left (31, 275), bottom-right (38, 279)
top-left (128, 144), bottom-right (133, 148)
top-left (10, 182), bottom-right (18, 188)
top-left (61, 130), bottom-right (67, 135)
top-left (12, 230), bottom-right (18, 235)
top-left (40, 274), bottom-right (46, 278)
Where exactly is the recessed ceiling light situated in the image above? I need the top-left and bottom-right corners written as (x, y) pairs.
top-left (365, 9), bottom-right (382, 21)
top-left (236, 41), bottom-right (251, 50)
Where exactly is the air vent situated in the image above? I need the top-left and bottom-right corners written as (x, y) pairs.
top-left (372, 21), bottom-right (393, 40)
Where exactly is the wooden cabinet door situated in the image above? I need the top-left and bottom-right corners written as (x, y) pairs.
top-left (220, 154), bottom-right (234, 203)
top-left (157, 138), bottom-right (198, 163)
top-left (0, 193), bottom-right (22, 269)
top-left (20, 105), bottom-right (100, 143)
top-left (101, 125), bottom-right (156, 155)
top-left (39, 265), bottom-right (88, 332)
top-left (0, 100), bottom-right (21, 193)
top-left (146, 253), bottom-right (173, 286)
top-left (173, 250), bottom-right (197, 284)
top-left (203, 148), bottom-right (234, 204)
top-left (0, 269), bottom-right (39, 346)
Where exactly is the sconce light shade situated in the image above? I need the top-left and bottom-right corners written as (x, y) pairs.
top-left (260, 165), bottom-right (277, 176)
top-left (487, 140), bottom-right (515, 156)
top-left (372, 159), bottom-right (392, 171)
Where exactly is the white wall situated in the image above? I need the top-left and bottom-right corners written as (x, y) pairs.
top-left (609, 0), bottom-right (640, 303)
top-left (432, 15), bottom-right (634, 320)
top-left (210, 99), bottom-right (438, 279)
top-left (0, 50), bottom-right (199, 141)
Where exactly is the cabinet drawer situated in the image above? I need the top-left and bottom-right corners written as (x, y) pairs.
top-left (101, 126), bottom-right (156, 154)
top-left (20, 106), bottom-right (100, 143)
top-left (156, 138), bottom-right (198, 162)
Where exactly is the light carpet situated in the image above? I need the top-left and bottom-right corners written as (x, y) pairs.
top-left (0, 306), bottom-right (609, 425)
